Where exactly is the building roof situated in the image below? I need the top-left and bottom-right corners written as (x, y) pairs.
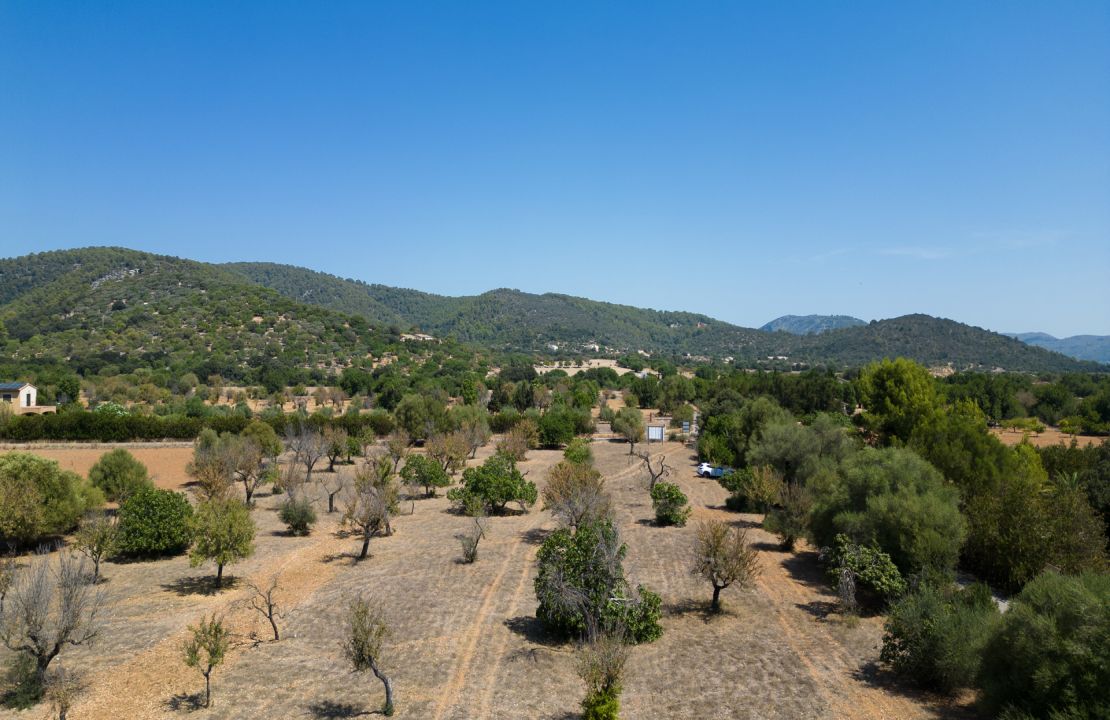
top-left (0, 382), bottom-right (32, 391)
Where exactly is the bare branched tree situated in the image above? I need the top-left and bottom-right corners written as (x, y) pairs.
top-left (385, 430), bottom-right (410, 474)
top-left (690, 520), bottom-right (761, 613)
top-left (635, 451), bottom-right (671, 490)
top-left (344, 595), bottom-right (394, 716)
top-left (286, 428), bottom-right (328, 484)
top-left (0, 553), bottom-right (17, 613)
top-left (542, 461), bottom-right (611, 531)
top-left (456, 516), bottom-right (486, 563)
top-left (0, 549), bottom-right (104, 684)
top-left (244, 574), bottom-right (285, 642)
top-left (461, 417), bottom-right (491, 459)
top-left (343, 460), bottom-right (398, 560)
top-left (324, 426), bottom-right (348, 473)
top-left (321, 470), bottom-right (348, 514)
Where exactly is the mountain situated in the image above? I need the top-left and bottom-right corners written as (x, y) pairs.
top-left (0, 248), bottom-right (1100, 376)
top-left (0, 247), bottom-right (394, 382)
top-left (1007, 332), bottom-right (1110, 364)
top-left (223, 260), bottom-right (1103, 373)
top-left (760, 315), bottom-right (866, 335)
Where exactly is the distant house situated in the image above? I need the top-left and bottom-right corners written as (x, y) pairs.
top-left (0, 382), bottom-right (56, 415)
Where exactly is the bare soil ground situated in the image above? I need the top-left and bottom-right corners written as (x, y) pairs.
top-left (990, 427), bottom-right (1108, 448)
top-left (0, 443), bottom-right (195, 491)
top-left (0, 441), bottom-right (968, 719)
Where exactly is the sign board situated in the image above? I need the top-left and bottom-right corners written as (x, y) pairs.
top-left (682, 421), bottom-right (690, 433)
top-left (647, 425), bottom-right (665, 442)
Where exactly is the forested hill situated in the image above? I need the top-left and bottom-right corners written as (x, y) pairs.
top-left (0, 248), bottom-right (1100, 374)
top-left (223, 260), bottom-right (1102, 372)
top-left (0, 247), bottom-right (395, 382)
top-left (760, 314), bottom-right (866, 335)
top-left (1007, 332), bottom-right (1110, 364)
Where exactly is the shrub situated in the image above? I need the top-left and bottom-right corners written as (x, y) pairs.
top-left (977, 571), bottom-right (1110, 719)
top-left (564, 437), bottom-right (594, 466)
top-left (88, 448), bottom-right (152, 502)
top-left (116, 488), bottom-right (194, 557)
top-left (399, 455), bottom-right (451, 498)
top-left (880, 583), bottom-right (1000, 693)
top-left (0, 452), bottom-right (102, 545)
top-left (534, 520), bottom-right (662, 643)
top-left (538, 408), bottom-right (576, 448)
top-left (823, 534), bottom-right (906, 609)
top-left (279, 496), bottom-right (317, 536)
top-left (447, 453), bottom-right (537, 515)
top-left (649, 482), bottom-right (690, 527)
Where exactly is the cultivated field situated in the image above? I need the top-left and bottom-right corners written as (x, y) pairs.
top-left (989, 427), bottom-right (1108, 448)
top-left (0, 440), bottom-right (970, 719)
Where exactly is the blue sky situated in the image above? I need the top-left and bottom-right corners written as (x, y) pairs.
top-left (2, 2), bottom-right (1108, 336)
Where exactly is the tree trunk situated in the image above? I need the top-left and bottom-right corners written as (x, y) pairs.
top-left (628, 441), bottom-right (635, 455)
top-left (371, 661), bottom-right (394, 716)
top-left (204, 671), bottom-right (212, 707)
top-left (328, 493), bottom-right (336, 513)
top-left (93, 555), bottom-right (101, 582)
top-left (268, 612), bottom-right (280, 641)
top-left (359, 534), bottom-right (371, 559)
top-left (328, 457), bottom-right (336, 472)
top-left (215, 563), bottom-right (224, 588)
top-left (711, 584), bottom-right (723, 613)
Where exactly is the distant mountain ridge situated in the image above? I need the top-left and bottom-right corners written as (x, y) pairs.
top-left (0, 248), bottom-right (1100, 375)
top-left (760, 315), bottom-right (867, 335)
top-left (223, 260), bottom-right (1102, 372)
top-left (1006, 332), bottom-right (1110, 364)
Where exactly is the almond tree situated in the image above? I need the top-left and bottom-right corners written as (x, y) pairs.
top-left (182, 614), bottom-right (229, 708)
top-left (0, 550), bottom-right (104, 684)
top-left (690, 519), bottom-right (761, 613)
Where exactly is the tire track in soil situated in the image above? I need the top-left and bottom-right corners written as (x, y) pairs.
top-left (688, 495), bottom-right (930, 720)
top-left (437, 448), bottom-right (668, 720)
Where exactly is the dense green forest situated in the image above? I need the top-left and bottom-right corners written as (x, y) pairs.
top-left (759, 314), bottom-right (866, 334)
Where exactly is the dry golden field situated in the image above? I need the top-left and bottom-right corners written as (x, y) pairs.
top-left (0, 440), bottom-right (971, 719)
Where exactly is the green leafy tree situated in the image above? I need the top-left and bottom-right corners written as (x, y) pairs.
top-left (399, 454), bottom-right (451, 498)
top-left (564, 437), bottom-right (594, 466)
top-left (823, 534), bottom-right (906, 608)
top-left (691, 520), bottom-right (761, 612)
top-left (87, 449), bottom-right (152, 503)
top-left (649, 482), bottom-right (690, 527)
top-left (0, 453), bottom-right (103, 546)
top-left (977, 572), bottom-right (1109, 719)
top-left (611, 407), bottom-right (644, 455)
top-left (278, 495), bottom-right (316, 536)
top-left (189, 497), bottom-right (256, 588)
top-left (182, 615), bottom-right (229, 709)
top-left (116, 488), bottom-right (194, 557)
top-left (447, 453), bottom-right (537, 515)
top-left (808, 447), bottom-right (965, 575)
top-left (858, 358), bottom-right (938, 444)
top-left (73, 512), bottom-right (118, 582)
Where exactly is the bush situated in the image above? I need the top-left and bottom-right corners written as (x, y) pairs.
top-left (564, 437), bottom-right (594, 466)
top-left (279, 496), bottom-right (317, 535)
top-left (0, 452), bottom-right (102, 545)
top-left (538, 408), bottom-right (577, 448)
top-left (649, 482), bottom-right (690, 527)
top-left (116, 488), bottom-right (194, 557)
top-left (88, 448), bottom-right (153, 502)
top-left (447, 453), bottom-right (537, 515)
top-left (0, 654), bottom-right (41, 709)
top-left (977, 571), bottom-right (1110, 719)
top-left (880, 583), bottom-right (1000, 693)
top-left (823, 534), bottom-right (906, 609)
top-left (534, 520), bottom-right (662, 643)
top-left (762, 481), bottom-right (812, 551)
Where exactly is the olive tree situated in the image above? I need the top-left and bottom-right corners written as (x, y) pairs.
top-left (344, 596), bottom-right (394, 716)
top-left (87, 449), bottom-right (152, 502)
top-left (343, 460), bottom-right (398, 560)
top-left (611, 407), bottom-right (645, 455)
top-left (690, 520), bottom-right (761, 613)
top-left (73, 511), bottom-right (118, 583)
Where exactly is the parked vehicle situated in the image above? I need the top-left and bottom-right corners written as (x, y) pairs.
top-left (697, 463), bottom-right (734, 479)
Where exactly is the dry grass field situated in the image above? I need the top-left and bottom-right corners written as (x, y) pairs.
top-left (989, 427), bottom-right (1108, 448)
top-left (0, 440), bottom-right (971, 719)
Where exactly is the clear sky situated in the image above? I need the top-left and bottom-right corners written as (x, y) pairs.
top-left (2, 2), bottom-right (1108, 336)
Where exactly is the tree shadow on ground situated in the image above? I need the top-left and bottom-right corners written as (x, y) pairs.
top-left (164, 692), bottom-right (206, 712)
top-left (160, 575), bottom-right (239, 596)
top-left (664, 598), bottom-right (732, 624)
top-left (780, 550), bottom-right (828, 591)
top-left (795, 600), bottom-right (839, 620)
top-left (519, 527), bottom-right (551, 546)
top-left (321, 551), bottom-right (363, 566)
top-left (851, 661), bottom-right (978, 719)
top-left (306, 700), bottom-right (377, 718)
top-left (503, 615), bottom-right (567, 648)
top-left (751, 540), bottom-right (786, 552)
